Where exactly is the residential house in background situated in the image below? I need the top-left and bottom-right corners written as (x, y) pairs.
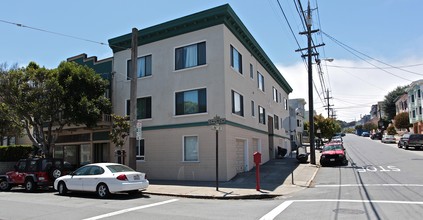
top-left (108, 4), bottom-right (293, 181)
top-left (288, 99), bottom-right (306, 150)
top-left (407, 80), bottom-right (423, 134)
top-left (395, 93), bottom-right (409, 115)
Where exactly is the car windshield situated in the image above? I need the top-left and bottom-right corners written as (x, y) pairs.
top-left (106, 164), bottom-right (135, 173)
top-left (323, 145), bottom-right (343, 151)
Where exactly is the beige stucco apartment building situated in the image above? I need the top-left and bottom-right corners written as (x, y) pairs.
top-left (108, 4), bottom-right (293, 181)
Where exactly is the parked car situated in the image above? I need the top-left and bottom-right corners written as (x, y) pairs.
top-left (320, 142), bottom-right (348, 167)
top-left (397, 133), bottom-right (410, 148)
top-left (0, 158), bottom-right (69, 192)
top-left (404, 134), bottom-right (423, 150)
top-left (54, 163), bottom-right (149, 198)
top-left (361, 132), bottom-right (370, 137)
top-left (370, 132), bottom-right (382, 140)
top-left (381, 135), bottom-right (396, 143)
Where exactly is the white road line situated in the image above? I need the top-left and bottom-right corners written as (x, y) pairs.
top-left (293, 199), bottom-right (423, 205)
top-left (260, 199), bottom-right (423, 220)
top-left (259, 201), bottom-right (293, 220)
top-left (315, 184), bottom-right (423, 187)
top-left (82, 199), bottom-right (179, 220)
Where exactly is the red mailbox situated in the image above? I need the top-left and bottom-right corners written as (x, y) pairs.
top-left (253, 152), bottom-right (261, 191)
top-left (253, 152), bottom-right (261, 164)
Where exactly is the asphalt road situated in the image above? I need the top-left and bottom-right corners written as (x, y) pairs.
top-left (265, 134), bottom-right (423, 220)
top-left (1, 134), bottom-right (423, 220)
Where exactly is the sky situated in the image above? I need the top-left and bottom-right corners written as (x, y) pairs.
top-left (1, 0), bottom-right (423, 122)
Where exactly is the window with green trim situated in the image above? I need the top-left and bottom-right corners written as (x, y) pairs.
top-left (175, 88), bottom-right (207, 115)
top-left (126, 97), bottom-right (152, 119)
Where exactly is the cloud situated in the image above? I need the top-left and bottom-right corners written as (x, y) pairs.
top-left (277, 58), bottom-right (423, 122)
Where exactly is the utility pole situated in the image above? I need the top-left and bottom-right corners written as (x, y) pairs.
top-left (295, 0), bottom-right (322, 165)
top-left (325, 89), bottom-right (333, 118)
top-left (128, 28), bottom-right (138, 170)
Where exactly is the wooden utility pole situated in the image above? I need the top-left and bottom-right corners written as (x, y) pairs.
top-left (306, 2), bottom-right (316, 165)
top-left (128, 28), bottom-right (138, 169)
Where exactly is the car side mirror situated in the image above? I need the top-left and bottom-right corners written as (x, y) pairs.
top-left (319, 150), bottom-right (322, 153)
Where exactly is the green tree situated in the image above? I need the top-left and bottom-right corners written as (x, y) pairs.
top-left (382, 86), bottom-right (407, 121)
top-left (109, 114), bottom-right (130, 151)
top-left (363, 122), bottom-right (377, 132)
top-left (313, 114), bottom-right (341, 140)
top-left (0, 61), bottom-right (111, 156)
top-left (394, 112), bottom-right (411, 131)
top-left (0, 63), bottom-right (24, 140)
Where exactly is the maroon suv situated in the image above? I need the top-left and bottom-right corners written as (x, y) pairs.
top-left (319, 142), bottom-right (348, 167)
top-left (0, 158), bottom-right (68, 192)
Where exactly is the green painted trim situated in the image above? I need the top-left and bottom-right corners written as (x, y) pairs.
top-left (67, 54), bottom-right (113, 80)
top-left (225, 120), bottom-right (267, 135)
top-left (142, 120), bottom-right (290, 140)
top-left (108, 4), bottom-right (292, 94)
top-left (143, 122), bottom-right (209, 131)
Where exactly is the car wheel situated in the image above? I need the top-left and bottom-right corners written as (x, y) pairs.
top-left (50, 169), bottom-right (62, 180)
top-left (405, 145), bottom-right (409, 150)
top-left (0, 179), bottom-right (11, 191)
top-left (24, 179), bottom-right (35, 192)
top-left (58, 182), bottom-right (68, 195)
top-left (342, 159), bottom-right (348, 166)
top-left (96, 183), bottom-right (110, 199)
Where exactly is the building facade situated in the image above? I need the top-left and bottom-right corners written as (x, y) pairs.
top-left (407, 80), bottom-right (423, 134)
top-left (108, 4), bottom-right (292, 181)
top-left (288, 99), bottom-right (306, 149)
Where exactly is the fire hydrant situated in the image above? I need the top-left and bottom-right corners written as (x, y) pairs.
top-left (253, 152), bottom-right (262, 191)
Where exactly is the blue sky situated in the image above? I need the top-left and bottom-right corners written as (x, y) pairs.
top-left (1, 0), bottom-right (422, 122)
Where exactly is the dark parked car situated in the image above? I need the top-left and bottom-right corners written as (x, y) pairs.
top-left (361, 132), bottom-right (370, 137)
top-left (0, 158), bottom-right (69, 192)
top-left (404, 134), bottom-right (423, 150)
top-left (320, 142), bottom-right (348, 167)
top-left (398, 133), bottom-right (410, 148)
top-left (371, 132), bottom-right (382, 140)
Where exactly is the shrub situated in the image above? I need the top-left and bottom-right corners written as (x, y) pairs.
top-left (0, 145), bottom-right (33, 162)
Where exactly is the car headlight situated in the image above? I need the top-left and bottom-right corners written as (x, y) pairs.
top-left (338, 154), bottom-right (344, 158)
top-left (321, 155), bottom-right (325, 158)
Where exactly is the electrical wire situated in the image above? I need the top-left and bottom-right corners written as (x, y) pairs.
top-left (322, 31), bottom-right (413, 81)
top-left (0, 19), bottom-right (128, 50)
top-left (327, 63), bottom-right (423, 70)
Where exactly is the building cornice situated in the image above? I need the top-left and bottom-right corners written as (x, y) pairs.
top-left (108, 4), bottom-right (292, 93)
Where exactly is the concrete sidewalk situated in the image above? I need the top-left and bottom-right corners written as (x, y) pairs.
top-left (143, 150), bottom-right (320, 199)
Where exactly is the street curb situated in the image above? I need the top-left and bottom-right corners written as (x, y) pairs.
top-left (143, 192), bottom-right (283, 200)
top-left (306, 165), bottom-right (320, 187)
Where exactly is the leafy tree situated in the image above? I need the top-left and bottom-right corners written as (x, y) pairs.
top-left (313, 114), bottom-right (341, 140)
top-left (109, 114), bottom-right (130, 150)
top-left (363, 122), bottom-right (377, 132)
top-left (0, 63), bottom-right (23, 140)
top-left (394, 112), bottom-right (411, 131)
top-left (0, 61), bottom-right (111, 156)
top-left (355, 125), bottom-right (363, 130)
top-left (382, 86), bottom-right (407, 121)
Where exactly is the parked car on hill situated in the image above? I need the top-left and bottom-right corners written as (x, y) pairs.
top-left (370, 132), bottom-right (382, 140)
top-left (54, 163), bottom-right (149, 198)
top-left (404, 134), bottom-right (423, 150)
top-left (320, 142), bottom-right (348, 167)
top-left (398, 133), bottom-right (410, 148)
top-left (0, 158), bottom-right (69, 192)
top-left (381, 135), bottom-right (396, 143)
top-left (361, 132), bottom-right (370, 137)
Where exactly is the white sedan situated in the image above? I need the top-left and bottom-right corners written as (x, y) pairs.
top-left (54, 163), bottom-right (149, 198)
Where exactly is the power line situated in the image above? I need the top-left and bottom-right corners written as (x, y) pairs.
top-left (0, 19), bottom-right (127, 50)
top-left (322, 31), bottom-right (414, 81)
top-left (327, 63), bottom-right (423, 70)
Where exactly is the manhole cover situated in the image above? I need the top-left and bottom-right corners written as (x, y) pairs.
top-left (333, 208), bottom-right (366, 215)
